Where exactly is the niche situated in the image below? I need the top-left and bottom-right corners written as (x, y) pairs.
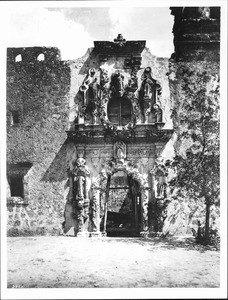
top-left (15, 54), bottom-right (22, 62)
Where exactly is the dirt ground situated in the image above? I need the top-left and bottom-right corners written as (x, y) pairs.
top-left (7, 236), bottom-right (220, 288)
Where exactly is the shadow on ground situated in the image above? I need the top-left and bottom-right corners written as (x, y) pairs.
top-left (97, 236), bottom-right (219, 253)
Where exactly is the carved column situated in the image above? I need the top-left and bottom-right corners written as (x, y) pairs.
top-left (140, 188), bottom-right (149, 236)
top-left (91, 188), bottom-right (101, 236)
top-left (150, 162), bottom-right (169, 235)
top-left (71, 156), bottom-right (91, 237)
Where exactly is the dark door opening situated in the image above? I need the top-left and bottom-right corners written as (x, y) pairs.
top-left (100, 171), bottom-right (141, 237)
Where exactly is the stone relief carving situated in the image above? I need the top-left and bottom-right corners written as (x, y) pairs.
top-left (79, 68), bottom-right (97, 105)
top-left (98, 68), bottom-right (110, 122)
top-left (140, 67), bottom-right (156, 100)
top-left (140, 158), bottom-right (148, 169)
top-left (198, 7), bottom-right (210, 18)
top-left (114, 34), bottom-right (126, 46)
top-left (74, 64), bottom-right (165, 129)
top-left (151, 163), bottom-right (168, 199)
top-left (71, 156), bottom-right (90, 232)
top-left (152, 103), bottom-right (163, 123)
top-left (91, 188), bottom-right (100, 232)
top-left (88, 77), bottom-right (100, 101)
top-left (144, 101), bottom-right (152, 124)
top-left (91, 157), bottom-right (100, 169)
top-left (110, 71), bottom-right (125, 97)
top-left (141, 189), bottom-right (149, 232)
top-left (139, 149), bottom-right (151, 157)
top-left (114, 141), bottom-right (126, 164)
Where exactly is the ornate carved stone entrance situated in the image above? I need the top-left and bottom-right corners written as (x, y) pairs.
top-left (64, 35), bottom-right (173, 237)
top-left (91, 160), bottom-right (148, 237)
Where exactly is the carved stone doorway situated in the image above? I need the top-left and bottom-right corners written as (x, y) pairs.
top-left (100, 170), bottom-right (142, 237)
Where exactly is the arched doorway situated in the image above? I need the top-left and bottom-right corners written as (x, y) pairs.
top-left (100, 170), bottom-right (142, 237)
top-left (91, 162), bottom-right (148, 237)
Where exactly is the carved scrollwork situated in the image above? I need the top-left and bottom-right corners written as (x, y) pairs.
top-left (146, 129), bottom-right (173, 142)
top-left (102, 121), bottom-right (136, 141)
top-left (100, 68), bottom-right (110, 91)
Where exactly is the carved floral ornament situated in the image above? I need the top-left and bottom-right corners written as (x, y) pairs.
top-left (77, 65), bottom-right (164, 133)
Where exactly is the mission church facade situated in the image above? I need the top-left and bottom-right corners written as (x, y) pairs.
top-left (6, 7), bottom-right (220, 237)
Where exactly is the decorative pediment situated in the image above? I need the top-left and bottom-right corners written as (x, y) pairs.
top-left (94, 34), bottom-right (146, 58)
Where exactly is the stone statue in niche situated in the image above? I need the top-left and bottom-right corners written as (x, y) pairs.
top-left (110, 71), bottom-right (125, 97)
top-left (71, 156), bottom-right (90, 231)
top-left (144, 101), bottom-right (152, 124)
top-left (79, 68), bottom-right (97, 105)
top-left (140, 67), bottom-right (156, 100)
top-left (88, 77), bottom-right (100, 101)
top-left (198, 7), bottom-right (210, 18)
top-left (131, 98), bottom-right (141, 124)
top-left (77, 176), bottom-right (85, 199)
top-left (152, 164), bottom-right (168, 199)
top-left (99, 68), bottom-right (110, 121)
top-left (152, 103), bottom-right (163, 123)
top-left (92, 107), bottom-right (99, 125)
top-left (125, 67), bottom-right (138, 94)
top-left (114, 141), bottom-right (126, 164)
top-left (100, 68), bottom-right (110, 90)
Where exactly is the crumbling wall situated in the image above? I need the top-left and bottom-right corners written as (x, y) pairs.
top-left (162, 6), bottom-right (220, 236)
top-left (7, 47), bottom-right (71, 235)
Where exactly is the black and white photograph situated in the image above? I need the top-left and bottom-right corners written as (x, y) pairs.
top-left (0, 0), bottom-right (227, 299)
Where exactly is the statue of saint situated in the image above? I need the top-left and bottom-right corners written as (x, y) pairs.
top-left (152, 103), bottom-right (162, 122)
top-left (155, 166), bottom-right (168, 198)
top-left (88, 78), bottom-right (99, 100)
top-left (77, 176), bottom-right (85, 199)
top-left (115, 141), bottom-right (126, 164)
top-left (111, 71), bottom-right (125, 97)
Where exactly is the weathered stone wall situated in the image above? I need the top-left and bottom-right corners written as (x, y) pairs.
top-left (7, 47), bottom-right (71, 235)
top-left (163, 6), bottom-right (220, 236)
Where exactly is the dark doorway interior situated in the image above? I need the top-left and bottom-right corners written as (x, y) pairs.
top-left (101, 171), bottom-right (141, 237)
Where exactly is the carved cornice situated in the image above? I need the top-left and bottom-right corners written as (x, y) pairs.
top-left (146, 129), bottom-right (174, 142)
top-left (94, 35), bottom-right (146, 58)
top-left (66, 126), bottom-right (173, 144)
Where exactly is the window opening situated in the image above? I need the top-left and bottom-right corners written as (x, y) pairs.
top-left (10, 111), bottom-right (20, 125)
top-left (107, 97), bottom-right (132, 126)
top-left (37, 53), bottom-right (45, 61)
top-left (15, 54), bottom-right (22, 62)
top-left (9, 176), bottom-right (24, 198)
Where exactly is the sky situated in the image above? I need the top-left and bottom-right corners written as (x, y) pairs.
top-left (2, 5), bottom-right (174, 60)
